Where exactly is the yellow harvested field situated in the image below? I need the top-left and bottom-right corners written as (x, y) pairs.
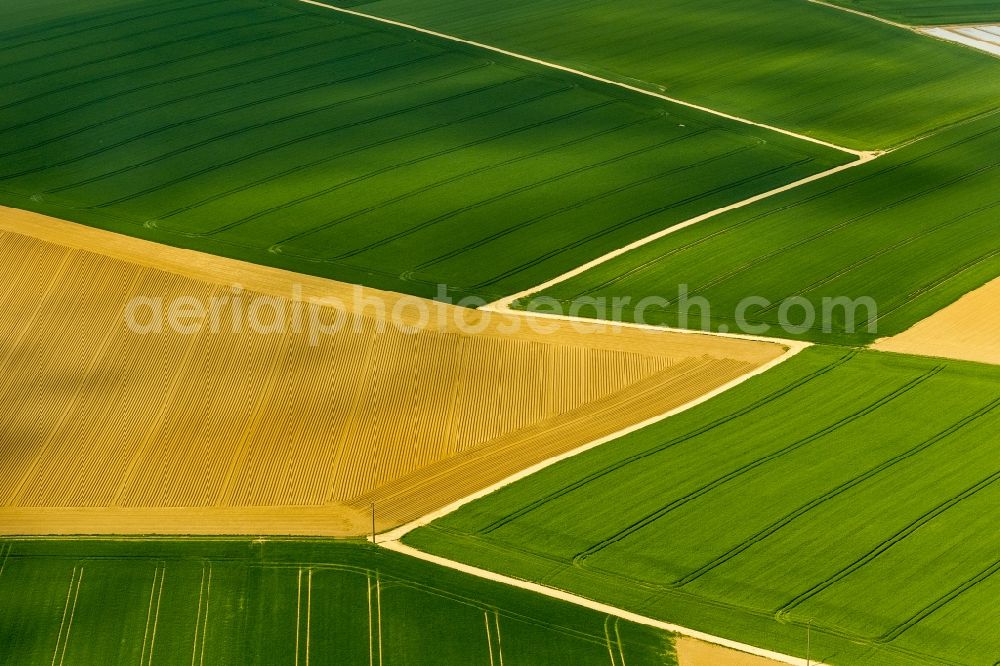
top-left (0, 207), bottom-right (784, 535)
top-left (675, 637), bottom-right (785, 666)
top-left (872, 277), bottom-right (1000, 365)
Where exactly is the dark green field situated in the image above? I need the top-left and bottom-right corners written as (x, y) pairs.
top-left (407, 348), bottom-right (1000, 666)
top-left (828, 0), bottom-right (1000, 24)
top-left (361, 0), bottom-right (1000, 149)
top-left (0, 0), bottom-right (849, 301)
top-left (527, 111), bottom-right (1000, 345)
top-left (0, 538), bottom-right (677, 665)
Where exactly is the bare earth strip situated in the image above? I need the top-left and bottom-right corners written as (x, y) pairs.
top-left (922, 25), bottom-right (1000, 57)
top-left (0, 207), bottom-right (783, 536)
top-left (676, 637), bottom-right (785, 666)
top-left (872, 276), bottom-right (1000, 365)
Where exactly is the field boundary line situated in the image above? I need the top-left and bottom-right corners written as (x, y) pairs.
top-left (921, 26), bottom-right (1000, 59)
top-left (372, 341), bottom-right (815, 665)
top-left (806, 0), bottom-right (912, 29)
top-left (809, 0), bottom-right (1000, 59)
top-left (465, 156), bottom-right (822, 292)
top-left (377, 338), bottom-right (807, 544)
top-left (482, 308), bottom-right (813, 347)
top-left (292, 1), bottom-right (894, 311)
top-left (380, 539), bottom-right (823, 666)
top-left (482, 154), bottom-right (877, 311)
top-left (476, 351), bottom-right (855, 535)
top-left (295, 0), bottom-right (870, 157)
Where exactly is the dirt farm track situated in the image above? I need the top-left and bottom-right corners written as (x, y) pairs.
top-left (0, 207), bottom-right (783, 536)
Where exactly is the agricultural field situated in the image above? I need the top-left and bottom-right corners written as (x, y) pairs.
top-left (406, 347), bottom-right (1000, 666)
top-left (3, 0), bottom-right (1000, 664)
top-left (873, 276), bottom-right (1000, 365)
top-left (0, 209), bottom-right (782, 535)
top-left (924, 25), bottom-right (1000, 57)
top-left (0, 0), bottom-right (130, 26)
top-left (0, 0), bottom-right (851, 302)
top-left (827, 0), bottom-right (1000, 24)
top-left (527, 110), bottom-right (1000, 346)
top-left (0, 538), bottom-right (680, 665)
top-left (360, 0), bottom-right (1000, 149)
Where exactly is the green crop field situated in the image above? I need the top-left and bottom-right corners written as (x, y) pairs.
top-left (4, 2), bottom-right (1000, 665)
top-left (360, 0), bottom-right (1000, 149)
top-left (0, 0), bottom-right (132, 26)
top-left (0, 0), bottom-right (850, 302)
top-left (527, 110), bottom-right (1000, 346)
top-left (828, 0), bottom-right (1000, 24)
top-left (0, 538), bottom-right (678, 665)
top-left (406, 348), bottom-right (1000, 666)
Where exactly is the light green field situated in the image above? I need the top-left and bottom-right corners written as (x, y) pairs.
top-left (527, 110), bottom-right (1000, 346)
top-left (0, 0), bottom-right (848, 302)
top-left (406, 348), bottom-right (1000, 666)
top-left (828, 0), bottom-right (1000, 24)
top-left (360, 0), bottom-right (1000, 149)
top-left (0, 539), bottom-right (677, 665)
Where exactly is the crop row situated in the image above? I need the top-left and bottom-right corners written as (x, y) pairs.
top-left (0, 227), bottom-right (728, 516)
top-left (362, 0), bottom-right (1000, 147)
top-left (536, 112), bottom-right (1000, 345)
top-left (0, 0), bottom-right (848, 301)
top-left (0, 539), bottom-right (678, 665)
top-left (409, 348), bottom-right (1000, 665)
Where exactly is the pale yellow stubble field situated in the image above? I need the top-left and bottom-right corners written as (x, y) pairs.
top-left (0, 208), bottom-right (784, 535)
